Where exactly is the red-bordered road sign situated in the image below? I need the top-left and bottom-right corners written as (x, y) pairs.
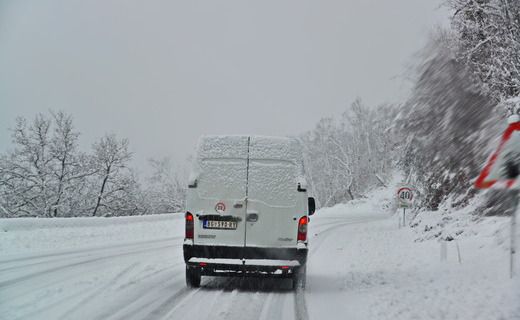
top-left (397, 187), bottom-right (414, 208)
top-left (397, 187), bottom-right (413, 200)
top-left (475, 122), bottom-right (520, 189)
top-left (215, 202), bottom-right (226, 213)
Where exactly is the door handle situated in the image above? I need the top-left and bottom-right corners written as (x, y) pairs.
top-left (246, 213), bottom-right (259, 222)
top-left (233, 199), bottom-right (246, 209)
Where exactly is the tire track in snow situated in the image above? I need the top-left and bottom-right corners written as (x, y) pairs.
top-left (0, 244), bottom-right (174, 289)
top-left (111, 286), bottom-right (190, 320)
top-left (1, 247), bottom-right (179, 310)
top-left (153, 279), bottom-right (223, 320)
top-left (101, 265), bottom-right (195, 320)
top-left (10, 264), bottom-right (172, 320)
top-left (5, 254), bottom-right (183, 319)
top-left (257, 291), bottom-right (288, 320)
top-left (206, 288), bottom-right (240, 320)
top-left (0, 239), bottom-right (179, 282)
top-left (217, 288), bottom-right (266, 320)
top-left (153, 277), bottom-right (265, 320)
top-left (292, 215), bottom-right (388, 320)
top-left (294, 287), bottom-right (309, 320)
top-left (0, 237), bottom-right (179, 265)
top-left (0, 244), bottom-right (173, 275)
top-left (116, 263), bottom-right (181, 291)
top-left (57, 262), bottom-right (141, 320)
top-left (256, 291), bottom-right (275, 320)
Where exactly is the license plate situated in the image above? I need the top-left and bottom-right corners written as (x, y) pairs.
top-left (203, 220), bottom-right (237, 230)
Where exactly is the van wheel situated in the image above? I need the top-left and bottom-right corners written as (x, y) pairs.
top-left (186, 266), bottom-right (201, 288)
top-left (292, 265), bottom-right (306, 290)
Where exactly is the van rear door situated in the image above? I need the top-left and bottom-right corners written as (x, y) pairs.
top-left (189, 136), bottom-right (249, 247)
top-left (244, 136), bottom-right (303, 248)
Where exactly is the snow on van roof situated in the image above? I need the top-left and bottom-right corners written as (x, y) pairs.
top-left (249, 135), bottom-right (302, 162)
top-left (197, 135), bottom-right (303, 162)
top-left (194, 135), bottom-right (305, 206)
top-left (197, 135), bottom-right (249, 159)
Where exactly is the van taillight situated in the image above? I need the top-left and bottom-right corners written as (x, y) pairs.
top-left (185, 212), bottom-right (194, 239)
top-left (297, 216), bottom-right (308, 241)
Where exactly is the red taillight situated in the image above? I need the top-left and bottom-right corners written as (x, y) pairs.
top-left (185, 212), bottom-right (194, 239)
top-left (297, 216), bottom-right (308, 241)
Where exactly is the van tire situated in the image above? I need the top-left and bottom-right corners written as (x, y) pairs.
top-left (292, 265), bottom-right (306, 290)
top-left (186, 266), bottom-right (201, 288)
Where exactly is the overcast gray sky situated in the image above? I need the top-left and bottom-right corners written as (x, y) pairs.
top-left (0, 0), bottom-right (449, 171)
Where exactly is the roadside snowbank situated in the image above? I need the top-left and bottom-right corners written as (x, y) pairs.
top-left (317, 179), bottom-right (397, 219)
top-left (409, 194), bottom-right (516, 256)
top-left (309, 186), bottom-right (520, 320)
top-left (0, 213), bottom-right (183, 256)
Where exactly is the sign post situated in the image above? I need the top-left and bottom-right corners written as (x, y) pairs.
top-left (511, 204), bottom-right (517, 278)
top-left (397, 186), bottom-right (414, 228)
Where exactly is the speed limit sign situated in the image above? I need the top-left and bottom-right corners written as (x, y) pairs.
top-left (397, 187), bottom-right (414, 208)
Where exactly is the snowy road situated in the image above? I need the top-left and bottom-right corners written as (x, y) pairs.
top-left (0, 212), bottom-right (385, 320)
top-left (1, 195), bottom-right (519, 320)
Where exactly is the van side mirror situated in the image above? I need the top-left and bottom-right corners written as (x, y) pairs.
top-left (188, 172), bottom-right (198, 188)
top-left (297, 177), bottom-right (308, 192)
top-left (308, 197), bottom-right (316, 216)
top-left (188, 179), bottom-right (197, 188)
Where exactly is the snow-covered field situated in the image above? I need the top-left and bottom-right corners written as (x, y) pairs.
top-left (1, 187), bottom-right (519, 320)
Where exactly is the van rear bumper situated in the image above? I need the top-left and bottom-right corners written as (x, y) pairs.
top-left (187, 258), bottom-right (299, 278)
top-left (183, 244), bottom-right (307, 266)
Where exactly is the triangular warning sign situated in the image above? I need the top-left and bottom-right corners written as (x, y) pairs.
top-left (475, 121), bottom-right (520, 189)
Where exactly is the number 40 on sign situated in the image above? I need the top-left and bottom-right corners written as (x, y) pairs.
top-left (397, 187), bottom-right (414, 208)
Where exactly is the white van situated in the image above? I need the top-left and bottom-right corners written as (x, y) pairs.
top-left (183, 135), bottom-right (315, 289)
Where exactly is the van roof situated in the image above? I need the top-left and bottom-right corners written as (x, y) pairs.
top-left (197, 135), bottom-right (302, 162)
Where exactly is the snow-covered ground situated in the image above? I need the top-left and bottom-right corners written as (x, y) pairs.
top-left (0, 214), bottom-right (183, 255)
top-left (1, 186), bottom-right (519, 320)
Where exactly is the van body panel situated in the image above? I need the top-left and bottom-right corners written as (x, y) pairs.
top-left (188, 136), bottom-right (249, 247)
top-left (245, 159), bottom-right (301, 248)
top-left (244, 136), bottom-right (307, 248)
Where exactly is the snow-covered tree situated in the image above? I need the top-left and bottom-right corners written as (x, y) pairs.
top-left (301, 99), bottom-right (397, 208)
top-left (145, 157), bottom-right (186, 214)
top-left (90, 134), bottom-right (134, 217)
top-left (448, 0), bottom-right (520, 100)
top-left (48, 111), bottom-right (86, 216)
top-left (0, 114), bottom-right (54, 216)
top-left (397, 34), bottom-right (502, 210)
top-left (0, 112), bottom-right (95, 217)
top-left (0, 111), bottom-right (187, 217)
